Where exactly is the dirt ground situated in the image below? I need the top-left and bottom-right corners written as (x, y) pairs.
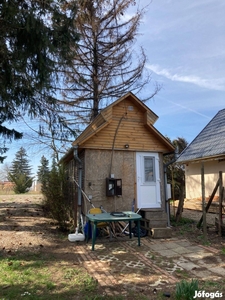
top-left (170, 204), bottom-right (225, 250)
top-left (1, 193), bottom-right (225, 299)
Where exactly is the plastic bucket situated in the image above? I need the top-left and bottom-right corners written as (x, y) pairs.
top-left (68, 233), bottom-right (85, 242)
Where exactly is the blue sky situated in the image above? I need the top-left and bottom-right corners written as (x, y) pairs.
top-left (1, 0), bottom-right (225, 175)
top-left (138, 0), bottom-right (225, 142)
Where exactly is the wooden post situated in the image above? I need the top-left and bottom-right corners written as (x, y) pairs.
top-left (201, 163), bottom-right (207, 239)
top-left (197, 179), bottom-right (219, 228)
top-left (218, 171), bottom-right (223, 237)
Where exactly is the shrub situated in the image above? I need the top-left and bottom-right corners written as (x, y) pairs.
top-left (175, 279), bottom-right (198, 300)
top-left (41, 159), bottom-right (70, 231)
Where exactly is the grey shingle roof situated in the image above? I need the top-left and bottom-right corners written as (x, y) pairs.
top-left (176, 109), bottom-right (225, 163)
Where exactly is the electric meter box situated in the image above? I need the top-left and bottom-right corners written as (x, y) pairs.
top-left (106, 178), bottom-right (122, 196)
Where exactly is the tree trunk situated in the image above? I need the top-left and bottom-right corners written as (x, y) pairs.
top-left (175, 184), bottom-right (184, 222)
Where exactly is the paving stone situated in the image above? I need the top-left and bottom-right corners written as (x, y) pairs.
top-left (147, 243), bottom-right (169, 251)
top-left (210, 267), bottom-right (225, 276)
top-left (172, 246), bottom-right (193, 254)
top-left (168, 237), bottom-right (181, 241)
top-left (192, 269), bottom-right (215, 278)
top-left (177, 260), bottom-right (199, 271)
top-left (155, 249), bottom-right (179, 257)
top-left (186, 245), bottom-right (204, 252)
top-left (184, 250), bottom-right (213, 260)
top-left (161, 242), bottom-right (181, 249)
top-left (197, 260), bottom-right (222, 268)
top-left (177, 240), bottom-right (192, 247)
top-left (76, 237), bottom-right (225, 296)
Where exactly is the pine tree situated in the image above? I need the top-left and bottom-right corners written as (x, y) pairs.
top-left (0, 129), bottom-right (22, 163)
top-left (37, 156), bottom-right (50, 194)
top-left (8, 147), bottom-right (33, 193)
top-left (0, 0), bottom-right (79, 161)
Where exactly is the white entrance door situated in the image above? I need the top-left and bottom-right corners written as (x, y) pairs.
top-left (136, 152), bottom-right (161, 209)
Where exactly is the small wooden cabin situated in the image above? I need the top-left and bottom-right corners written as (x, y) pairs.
top-left (62, 92), bottom-right (174, 234)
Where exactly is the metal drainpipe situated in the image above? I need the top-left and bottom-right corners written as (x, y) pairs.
top-left (73, 146), bottom-right (82, 226)
top-left (164, 147), bottom-right (179, 227)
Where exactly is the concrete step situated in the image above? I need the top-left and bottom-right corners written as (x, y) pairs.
top-left (140, 218), bottom-right (168, 231)
top-left (149, 219), bottom-right (168, 228)
top-left (150, 227), bottom-right (172, 239)
top-left (141, 209), bottom-right (166, 218)
top-left (140, 209), bottom-right (168, 229)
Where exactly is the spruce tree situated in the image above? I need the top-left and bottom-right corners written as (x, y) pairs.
top-left (37, 156), bottom-right (50, 194)
top-left (8, 147), bottom-right (33, 193)
top-left (0, 0), bottom-right (79, 161)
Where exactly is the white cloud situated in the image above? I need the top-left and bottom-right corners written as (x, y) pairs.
top-left (147, 64), bottom-right (225, 91)
top-left (165, 100), bottom-right (211, 119)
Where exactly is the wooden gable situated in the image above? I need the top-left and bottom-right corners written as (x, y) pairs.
top-left (73, 92), bottom-right (174, 153)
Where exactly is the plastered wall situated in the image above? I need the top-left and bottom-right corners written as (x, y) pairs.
top-left (185, 160), bottom-right (225, 199)
top-left (83, 149), bottom-right (135, 213)
top-left (82, 149), bottom-right (166, 214)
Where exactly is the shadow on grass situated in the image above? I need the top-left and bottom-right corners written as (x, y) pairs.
top-left (0, 251), bottom-right (97, 300)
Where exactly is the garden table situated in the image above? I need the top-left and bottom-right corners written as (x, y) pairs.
top-left (86, 211), bottom-right (142, 250)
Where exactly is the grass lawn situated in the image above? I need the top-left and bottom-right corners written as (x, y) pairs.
top-left (0, 249), bottom-right (151, 300)
top-left (0, 251), bottom-right (99, 300)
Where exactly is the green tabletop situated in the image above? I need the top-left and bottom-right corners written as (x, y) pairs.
top-left (86, 211), bottom-right (141, 222)
top-left (86, 211), bottom-right (142, 250)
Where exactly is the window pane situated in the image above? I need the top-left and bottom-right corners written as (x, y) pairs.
top-left (144, 157), bottom-right (155, 182)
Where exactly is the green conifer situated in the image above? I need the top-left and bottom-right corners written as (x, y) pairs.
top-left (37, 156), bottom-right (50, 194)
top-left (0, 0), bottom-right (79, 161)
top-left (8, 147), bottom-right (33, 193)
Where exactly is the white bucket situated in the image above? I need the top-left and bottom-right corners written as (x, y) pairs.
top-left (68, 228), bottom-right (85, 242)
